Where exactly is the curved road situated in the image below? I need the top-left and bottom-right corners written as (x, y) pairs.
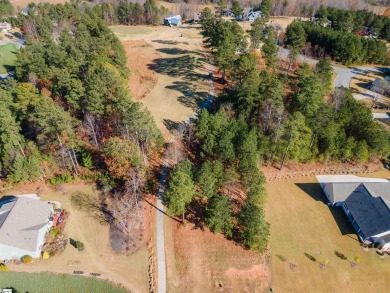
top-left (277, 47), bottom-right (383, 88)
top-left (156, 47), bottom-right (215, 293)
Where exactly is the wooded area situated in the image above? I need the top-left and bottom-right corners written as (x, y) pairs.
top-left (0, 2), bottom-right (164, 236)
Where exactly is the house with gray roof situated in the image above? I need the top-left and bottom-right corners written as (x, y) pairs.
top-left (317, 175), bottom-right (390, 250)
top-left (0, 195), bottom-right (53, 259)
top-left (371, 77), bottom-right (390, 96)
top-left (164, 15), bottom-right (182, 27)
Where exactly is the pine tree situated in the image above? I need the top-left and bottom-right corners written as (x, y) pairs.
top-left (262, 26), bottom-right (278, 69)
top-left (163, 161), bottom-right (196, 223)
top-left (205, 195), bottom-right (233, 236)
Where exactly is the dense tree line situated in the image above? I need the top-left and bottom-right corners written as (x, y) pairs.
top-left (98, 0), bottom-right (169, 25)
top-left (0, 2), bottom-right (163, 188)
top-left (286, 21), bottom-right (388, 65)
top-left (0, 0), bottom-right (13, 17)
top-left (315, 5), bottom-right (390, 41)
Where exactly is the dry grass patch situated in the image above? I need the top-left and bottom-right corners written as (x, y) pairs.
top-left (165, 217), bottom-right (270, 293)
top-left (111, 25), bottom-right (212, 139)
top-left (266, 171), bottom-right (390, 292)
top-left (10, 0), bottom-right (67, 9)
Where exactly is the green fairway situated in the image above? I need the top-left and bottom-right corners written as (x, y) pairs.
top-left (0, 272), bottom-right (128, 293)
top-left (0, 43), bottom-right (18, 74)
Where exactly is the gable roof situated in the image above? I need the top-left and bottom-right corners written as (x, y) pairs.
top-left (372, 78), bottom-right (390, 90)
top-left (0, 196), bottom-right (52, 253)
top-left (345, 183), bottom-right (390, 239)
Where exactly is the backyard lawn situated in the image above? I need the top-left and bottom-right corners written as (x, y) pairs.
top-left (0, 272), bottom-right (127, 293)
top-left (266, 170), bottom-right (390, 292)
top-left (0, 43), bottom-right (17, 74)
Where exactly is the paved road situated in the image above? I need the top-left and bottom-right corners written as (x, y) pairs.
top-left (155, 46), bottom-right (215, 293)
top-left (277, 47), bottom-right (383, 88)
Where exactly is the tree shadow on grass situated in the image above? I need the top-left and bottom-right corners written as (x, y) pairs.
top-left (163, 119), bottom-right (182, 133)
top-left (151, 40), bottom-right (189, 45)
top-left (166, 81), bottom-right (209, 111)
top-left (304, 252), bottom-right (317, 262)
top-left (157, 48), bottom-right (189, 55)
top-left (70, 191), bottom-right (113, 225)
top-left (148, 54), bottom-right (207, 81)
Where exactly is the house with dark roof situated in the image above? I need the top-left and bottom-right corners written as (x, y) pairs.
top-left (0, 195), bottom-right (53, 259)
top-left (317, 175), bottom-right (390, 250)
top-left (371, 77), bottom-right (390, 96)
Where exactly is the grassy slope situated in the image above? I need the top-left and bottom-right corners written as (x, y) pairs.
top-left (266, 171), bottom-right (390, 292)
top-left (0, 43), bottom-right (17, 74)
top-left (0, 272), bottom-right (128, 293)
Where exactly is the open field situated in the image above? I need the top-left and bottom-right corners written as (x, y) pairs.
top-left (266, 169), bottom-right (390, 292)
top-left (111, 25), bottom-right (211, 139)
top-left (0, 43), bottom-right (17, 74)
top-left (164, 216), bottom-right (270, 292)
top-left (0, 272), bottom-right (127, 293)
top-left (5, 183), bottom-right (149, 293)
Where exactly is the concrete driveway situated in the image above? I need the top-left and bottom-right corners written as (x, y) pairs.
top-left (277, 47), bottom-right (385, 89)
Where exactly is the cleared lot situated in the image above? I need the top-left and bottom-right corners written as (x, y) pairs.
top-left (266, 170), bottom-right (390, 292)
top-left (111, 25), bottom-right (211, 139)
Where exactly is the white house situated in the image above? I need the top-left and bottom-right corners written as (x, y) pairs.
top-left (0, 195), bottom-right (53, 259)
top-left (317, 175), bottom-right (390, 250)
top-left (164, 15), bottom-right (182, 27)
top-left (242, 8), bottom-right (262, 22)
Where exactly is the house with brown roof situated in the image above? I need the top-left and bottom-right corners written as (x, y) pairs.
top-left (0, 195), bottom-right (53, 259)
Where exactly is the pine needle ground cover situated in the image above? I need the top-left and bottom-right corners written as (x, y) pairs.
top-left (0, 43), bottom-right (17, 74)
top-left (0, 272), bottom-right (128, 293)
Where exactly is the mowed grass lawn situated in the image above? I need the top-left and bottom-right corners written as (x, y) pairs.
top-left (109, 26), bottom-right (153, 40)
top-left (266, 172), bottom-right (390, 292)
top-left (0, 272), bottom-right (127, 293)
top-left (0, 43), bottom-right (17, 74)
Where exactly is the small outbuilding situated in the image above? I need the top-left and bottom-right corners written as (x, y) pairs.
top-left (164, 15), bottom-right (182, 27)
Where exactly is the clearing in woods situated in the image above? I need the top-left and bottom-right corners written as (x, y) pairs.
top-left (266, 170), bottom-right (390, 292)
top-left (111, 24), bottom-right (211, 139)
top-left (5, 183), bottom-right (149, 293)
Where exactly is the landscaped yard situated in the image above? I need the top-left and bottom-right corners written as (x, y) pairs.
top-left (0, 272), bottom-right (127, 293)
top-left (0, 43), bottom-right (17, 74)
top-left (5, 183), bottom-right (149, 293)
top-left (266, 170), bottom-right (390, 292)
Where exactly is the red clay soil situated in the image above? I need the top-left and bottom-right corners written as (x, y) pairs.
top-left (167, 219), bottom-right (270, 292)
top-left (122, 40), bottom-right (160, 100)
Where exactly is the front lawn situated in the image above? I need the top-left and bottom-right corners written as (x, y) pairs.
top-left (0, 43), bottom-right (17, 74)
top-left (266, 172), bottom-right (390, 292)
top-left (0, 272), bottom-right (127, 293)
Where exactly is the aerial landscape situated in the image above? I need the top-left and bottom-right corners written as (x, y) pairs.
top-left (0, 0), bottom-right (390, 292)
